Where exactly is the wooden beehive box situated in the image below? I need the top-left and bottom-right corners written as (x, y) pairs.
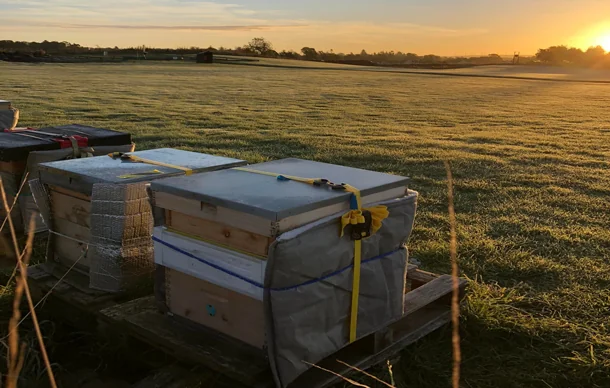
top-left (37, 148), bottom-right (246, 274)
top-left (151, 158), bottom-right (410, 348)
top-left (0, 124), bottom-right (133, 234)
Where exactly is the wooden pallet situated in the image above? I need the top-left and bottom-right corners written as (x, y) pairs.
top-left (27, 262), bottom-right (142, 329)
top-left (26, 261), bottom-right (466, 387)
top-left (131, 364), bottom-right (238, 388)
top-left (99, 266), bottom-right (467, 388)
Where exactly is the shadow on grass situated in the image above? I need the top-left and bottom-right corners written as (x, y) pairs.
top-left (396, 311), bottom-right (610, 388)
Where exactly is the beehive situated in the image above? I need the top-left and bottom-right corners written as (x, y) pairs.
top-left (35, 148), bottom-right (246, 292)
top-left (0, 124), bottom-right (133, 233)
top-left (151, 158), bottom-right (412, 353)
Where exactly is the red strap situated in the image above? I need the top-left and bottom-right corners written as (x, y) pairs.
top-left (5, 127), bottom-right (89, 148)
top-left (53, 135), bottom-right (88, 149)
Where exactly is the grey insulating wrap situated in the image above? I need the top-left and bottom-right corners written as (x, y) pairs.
top-left (0, 108), bottom-right (19, 131)
top-left (20, 143), bottom-right (135, 233)
top-left (264, 191), bottom-right (418, 387)
top-left (88, 182), bottom-right (155, 293)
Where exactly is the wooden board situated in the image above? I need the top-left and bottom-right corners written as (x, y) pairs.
top-left (132, 364), bottom-right (240, 388)
top-left (166, 210), bottom-right (272, 257)
top-left (48, 185), bottom-right (91, 201)
top-left (154, 191), bottom-right (277, 237)
top-left (154, 227), bottom-right (266, 301)
top-left (166, 268), bottom-right (266, 349)
top-left (99, 266), bottom-right (467, 388)
top-left (100, 297), bottom-right (273, 388)
top-left (150, 158), bottom-right (409, 221)
top-left (154, 186), bottom-right (407, 238)
top-left (50, 189), bottom-right (92, 227)
top-left (0, 160), bottom-right (26, 174)
top-left (52, 217), bottom-right (91, 269)
top-left (26, 263), bottom-right (117, 329)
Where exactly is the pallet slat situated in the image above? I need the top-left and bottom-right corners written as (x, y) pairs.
top-left (289, 275), bottom-right (467, 388)
top-left (100, 297), bottom-right (273, 388)
top-left (28, 257), bottom-right (467, 388)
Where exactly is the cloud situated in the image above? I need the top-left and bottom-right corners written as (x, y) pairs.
top-left (0, 0), bottom-right (488, 53)
top-left (1, 0), bottom-right (279, 25)
top-left (0, 20), bottom-right (304, 31)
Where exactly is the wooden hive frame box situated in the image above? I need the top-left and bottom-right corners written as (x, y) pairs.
top-left (151, 158), bottom-right (410, 348)
top-left (0, 124), bottom-right (134, 234)
top-left (36, 148), bottom-right (246, 279)
top-left (153, 159), bottom-right (409, 257)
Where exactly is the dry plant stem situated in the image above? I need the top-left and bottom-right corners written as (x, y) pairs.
top-left (0, 172), bottom-right (31, 301)
top-left (302, 361), bottom-right (370, 388)
top-left (336, 359), bottom-right (394, 388)
top-left (444, 160), bottom-right (461, 388)
top-left (0, 263), bottom-right (19, 300)
top-left (386, 360), bottom-right (395, 387)
top-left (0, 171), bottom-right (29, 233)
top-left (6, 254), bottom-right (26, 388)
top-left (4, 212), bottom-right (35, 388)
top-left (0, 177), bottom-right (21, 257)
top-left (17, 216), bottom-right (58, 388)
top-left (4, 249), bottom-right (86, 341)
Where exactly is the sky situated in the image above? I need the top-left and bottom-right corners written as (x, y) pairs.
top-left (2, 0), bottom-right (610, 55)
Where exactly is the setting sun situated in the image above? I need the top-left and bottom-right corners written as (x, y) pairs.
top-left (597, 34), bottom-right (610, 51)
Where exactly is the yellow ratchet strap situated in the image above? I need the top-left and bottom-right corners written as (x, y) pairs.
top-left (233, 167), bottom-right (317, 185)
top-left (108, 152), bottom-right (193, 176)
top-left (233, 166), bottom-right (389, 343)
top-left (118, 169), bottom-right (164, 179)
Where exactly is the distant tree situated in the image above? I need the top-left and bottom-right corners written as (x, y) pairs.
top-left (280, 50), bottom-right (301, 59)
top-left (247, 37), bottom-right (273, 55)
top-left (536, 45), bottom-right (576, 64)
top-left (422, 54), bottom-right (441, 63)
top-left (584, 45), bottom-right (606, 65)
top-left (405, 53), bottom-right (419, 62)
top-left (487, 53), bottom-right (502, 61)
top-left (567, 47), bottom-right (584, 63)
top-left (3, 38), bottom-right (608, 69)
top-left (301, 47), bottom-right (318, 60)
top-left (535, 47), bottom-right (553, 63)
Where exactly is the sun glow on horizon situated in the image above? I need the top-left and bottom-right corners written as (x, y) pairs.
top-left (596, 34), bottom-right (610, 51)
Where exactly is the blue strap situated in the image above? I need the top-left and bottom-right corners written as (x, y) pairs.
top-left (152, 236), bottom-right (403, 292)
top-left (349, 194), bottom-right (359, 210)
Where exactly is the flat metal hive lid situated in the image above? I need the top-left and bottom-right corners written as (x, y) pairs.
top-left (38, 148), bottom-right (246, 189)
top-left (151, 158), bottom-right (409, 220)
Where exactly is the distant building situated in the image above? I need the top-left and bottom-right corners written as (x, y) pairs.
top-left (196, 51), bottom-right (214, 63)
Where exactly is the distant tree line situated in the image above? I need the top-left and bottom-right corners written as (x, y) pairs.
top-left (1, 38), bottom-right (609, 68)
top-left (535, 45), bottom-right (610, 67)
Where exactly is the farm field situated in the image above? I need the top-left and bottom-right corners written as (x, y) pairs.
top-left (1, 61), bottom-right (610, 387)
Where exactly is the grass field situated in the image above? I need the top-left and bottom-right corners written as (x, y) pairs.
top-left (2, 61), bottom-right (610, 387)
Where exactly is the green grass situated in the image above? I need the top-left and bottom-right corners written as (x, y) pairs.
top-left (2, 61), bottom-right (610, 387)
